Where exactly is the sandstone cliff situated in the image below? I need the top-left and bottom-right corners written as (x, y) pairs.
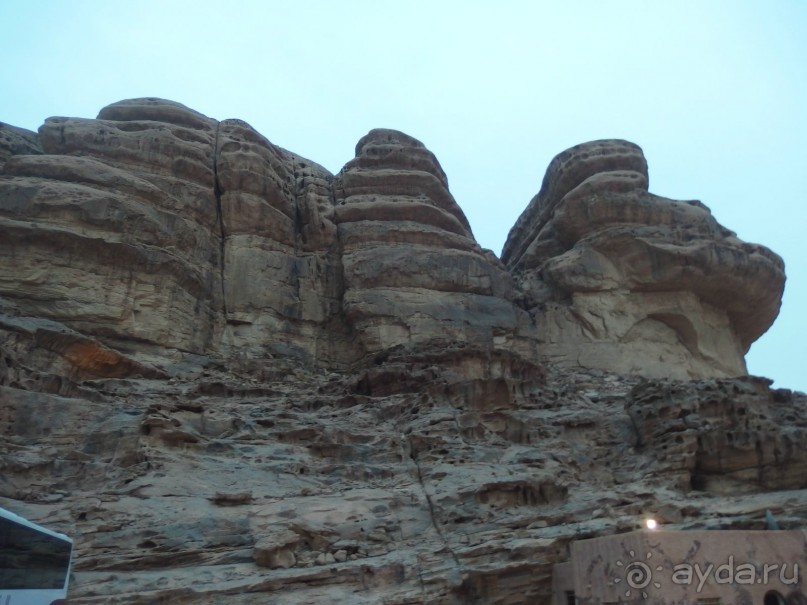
top-left (0, 100), bottom-right (802, 604)
top-left (502, 139), bottom-right (784, 380)
top-left (0, 99), bottom-right (783, 380)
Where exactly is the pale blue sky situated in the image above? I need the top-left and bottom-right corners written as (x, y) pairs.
top-left (1, 0), bottom-right (805, 390)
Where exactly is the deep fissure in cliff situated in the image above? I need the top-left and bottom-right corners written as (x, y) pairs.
top-left (212, 121), bottom-right (228, 318)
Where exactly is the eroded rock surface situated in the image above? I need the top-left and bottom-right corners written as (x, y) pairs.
top-left (334, 129), bottom-right (534, 359)
top-left (1, 100), bottom-right (540, 371)
top-left (0, 100), bottom-right (802, 604)
top-left (214, 117), bottom-right (345, 365)
top-left (2, 345), bottom-right (805, 604)
top-left (503, 140), bottom-right (785, 379)
top-left (0, 122), bottom-right (42, 168)
top-left (0, 99), bottom-right (223, 356)
top-left (0, 101), bottom-right (784, 379)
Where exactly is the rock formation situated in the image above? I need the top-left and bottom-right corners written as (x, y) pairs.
top-left (0, 101), bottom-right (784, 380)
top-left (334, 129), bottom-right (534, 360)
top-left (0, 100), bottom-right (803, 604)
top-left (1, 101), bottom-right (540, 372)
top-left (502, 139), bottom-right (785, 380)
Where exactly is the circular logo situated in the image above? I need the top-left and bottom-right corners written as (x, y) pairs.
top-left (613, 550), bottom-right (663, 599)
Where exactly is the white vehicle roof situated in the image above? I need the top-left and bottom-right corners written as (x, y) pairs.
top-left (0, 506), bottom-right (72, 544)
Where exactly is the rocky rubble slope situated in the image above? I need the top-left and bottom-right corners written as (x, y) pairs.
top-left (0, 100), bottom-right (802, 604)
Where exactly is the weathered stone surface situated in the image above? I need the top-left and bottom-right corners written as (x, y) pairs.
top-left (1, 102), bottom-right (544, 370)
top-left (503, 139), bottom-right (650, 269)
top-left (0, 99), bottom-right (223, 355)
top-left (0, 122), bottom-right (42, 168)
top-left (214, 117), bottom-right (346, 365)
top-left (2, 103), bottom-right (783, 379)
top-left (0, 100), bottom-right (801, 604)
top-left (628, 377), bottom-right (807, 495)
top-left (334, 128), bottom-right (535, 359)
top-left (2, 349), bottom-right (805, 604)
top-left (1, 307), bottom-right (164, 382)
top-left (503, 139), bottom-right (785, 379)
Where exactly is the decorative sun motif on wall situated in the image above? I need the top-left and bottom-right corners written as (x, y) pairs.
top-left (612, 550), bottom-right (664, 599)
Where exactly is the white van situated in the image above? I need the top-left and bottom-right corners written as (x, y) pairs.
top-left (0, 507), bottom-right (73, 605)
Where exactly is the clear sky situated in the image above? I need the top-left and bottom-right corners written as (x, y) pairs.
top-left (1, 1), bottom-right (805, 390)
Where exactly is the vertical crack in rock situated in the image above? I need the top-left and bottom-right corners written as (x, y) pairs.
top-left (290, 156), bottom-right (303, 305)
top-left (290, 155), bottom-right (303, 254)
top-left (328, 170), bottom-right (349, 323)
top-left (407, 436), bottom-right (461, 569)
top-left (212, 120), bottom-right (228, 317)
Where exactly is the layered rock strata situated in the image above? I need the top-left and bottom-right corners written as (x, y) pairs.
top-left (1, 344), bottom-right (805, 604)
top-left (0, 99), bottom-right (801, 604)
top-left (334, 129), bottom-right (534, 359)
top-left (214, 117), bottom-right (344, 364)
top-left (0, 100), bottom-right (223, 357)
top-left (502, 140), bottom-right (785, 379)
top-left (2, 104), bottom-right (783, 380)
top-left (0, 100), bottom-right (537, 373)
